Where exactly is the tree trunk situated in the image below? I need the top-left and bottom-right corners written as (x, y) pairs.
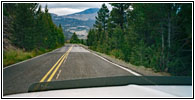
top-left (161, 24), bottom-right (165, 71)
top-left (168, 15), bottom-right (171, 48)
top-left (166, 6), bottom-right (171, 72)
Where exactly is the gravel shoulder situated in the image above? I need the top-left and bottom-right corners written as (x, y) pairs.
top-left (79, 44), bottom-right (170, 76)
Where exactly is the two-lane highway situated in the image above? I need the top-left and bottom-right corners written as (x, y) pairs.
top-left (3, 44), bottom-right (137, 95)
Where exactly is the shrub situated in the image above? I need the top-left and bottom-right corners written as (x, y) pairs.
top-left (109, 49), bottom-right (124, 59)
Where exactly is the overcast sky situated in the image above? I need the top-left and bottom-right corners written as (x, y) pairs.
top-left (40, 3), bottom-right (112, 16)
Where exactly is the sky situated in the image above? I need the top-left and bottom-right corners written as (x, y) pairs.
top-left (40, 3), bottom-right (112, 16)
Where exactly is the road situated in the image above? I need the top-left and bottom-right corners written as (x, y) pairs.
top-left (3, 44), bottom-right (137, 95)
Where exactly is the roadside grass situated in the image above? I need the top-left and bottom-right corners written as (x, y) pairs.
top-left (3, 48), bottom-right (50, 67)
top-left (3, 49), bottom-right (33, 67)
top-left (3, 44), bottom-right (64, 67)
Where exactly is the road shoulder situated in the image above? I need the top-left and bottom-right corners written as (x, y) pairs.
top-left (79, 44), bottom-right (170, 76)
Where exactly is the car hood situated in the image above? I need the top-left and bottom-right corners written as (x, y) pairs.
top-left (5, 85), bottom-right (192, 97)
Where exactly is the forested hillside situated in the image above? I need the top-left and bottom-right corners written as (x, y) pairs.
top-left (87, 3), bottom-right (192, 76)
top-left (3, 3), bottom-right (65, 66)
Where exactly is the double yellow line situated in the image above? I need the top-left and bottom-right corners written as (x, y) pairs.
top-left (40, 46), bottom-right (73, 82)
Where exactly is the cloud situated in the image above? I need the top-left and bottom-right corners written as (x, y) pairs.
top-left (41, 3), bottom-right (102, 9)
top-left (49, 8), bottom-right (85, 16)
top-left (39, 2), bottom-right (112, 16)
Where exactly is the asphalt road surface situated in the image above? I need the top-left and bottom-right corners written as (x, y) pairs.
top-left (3, 44), bottom-right (138, 96)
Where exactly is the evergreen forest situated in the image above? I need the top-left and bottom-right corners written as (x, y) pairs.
top-left (4, 3), bottom-right (65, 51)
top-left (87, 3), bottom-right (192, 76)
top-left (3, 3), bottom-right (65, 66)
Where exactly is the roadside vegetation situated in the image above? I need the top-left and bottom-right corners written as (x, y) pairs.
top-left (3, 49), bottom-right (48, 66)
top-left (3, 3), bottom-right (65, 67)
top-left (87, 3), bottom-right (192, 76)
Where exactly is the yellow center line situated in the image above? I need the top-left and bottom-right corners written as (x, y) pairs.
top-left (47, 46), bottom-right (73, 82)
top-left (39, 46), bottom-right (72, 82)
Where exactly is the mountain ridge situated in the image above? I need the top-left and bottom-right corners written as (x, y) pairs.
top-left (63, 8), bottom-right (99, 21)
top-left (65, 8), bottom-right (99, 15)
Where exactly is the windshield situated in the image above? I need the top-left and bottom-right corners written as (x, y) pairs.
top-left (2, 2), bottom-right (192, 98)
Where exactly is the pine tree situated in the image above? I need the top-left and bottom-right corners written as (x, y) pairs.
top-left (110, 3), bottom-right (131, 29)
top-left (94, 3), bottom-right (109, 32)
top-left (13, 3), bottom-right (38, 50)
top-left (58, 24), bottom-right (65, 45)
top-left (70, 32), bottom-right (80, 43)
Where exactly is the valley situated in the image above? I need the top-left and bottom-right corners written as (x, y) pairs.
top-left (50, 8), bottom-right (99, 40)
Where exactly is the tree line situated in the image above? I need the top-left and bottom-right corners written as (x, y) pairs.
top-left (70, 32), bottom-right (80, 43)
top-left (69, 32), bottom-right (87, 44)
top-left (87, 3), bottom-right (192, 76)
top-left (3, 3), bottom-right (65, 51)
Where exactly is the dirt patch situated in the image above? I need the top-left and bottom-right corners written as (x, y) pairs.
top-left (79, 44), bottom-right (170, 76)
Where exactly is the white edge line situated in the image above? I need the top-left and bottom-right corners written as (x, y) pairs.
top-left (3, 46), bottom-right (63, 70)
top-left (92, 53), bottom-right (142, 76)
top-left (79, 46), bottom-right (142, 76)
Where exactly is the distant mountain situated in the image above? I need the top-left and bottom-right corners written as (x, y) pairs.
top-left (73, 8), bottom-right (100, 14)
top-left (63, 8), bottom-right (99, 21)
top-left (50, 8), bottom-right (99, 40)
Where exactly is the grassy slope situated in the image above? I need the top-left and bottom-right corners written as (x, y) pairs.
top-left (4, 49), bottom-right (41, 67)
top-left (3, 47), bottom-right (56, 67)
